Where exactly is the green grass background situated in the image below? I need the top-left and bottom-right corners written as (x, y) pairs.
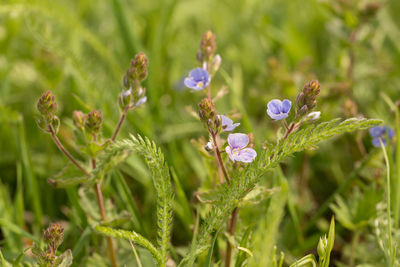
top-left (1, 0), bottom-right (400, 265)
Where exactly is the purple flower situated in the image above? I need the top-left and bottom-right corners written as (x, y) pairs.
top-left (267, 99), bottom-right (292, 120)
top-left (184, 68), bottom-right (210, 91)
top-left (225, 133), bottom-right (257, 163)
top-left (369, 126), bottom-right (394, 147)
top-left (221, 115), bottom-right (240, 132)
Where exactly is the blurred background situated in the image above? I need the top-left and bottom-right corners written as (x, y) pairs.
top-left (1, 0), bottom-right (400, 265)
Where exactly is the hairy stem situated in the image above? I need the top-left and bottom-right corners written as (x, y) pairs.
top-left (210, 131), bottom-right (230, 184)
top-left (111, 105), bottom-right (130, 141)
top-left (48, 125), bottom-right (89, 176)
top-left (225, 207), bottom-right (238, 267)
top-left (92, 144), bottom-right (118, 267)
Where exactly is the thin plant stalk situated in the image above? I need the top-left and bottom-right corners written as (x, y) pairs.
top-left (210, 131), bottom-right (230, 185)
top-left (92, 155), bottom-right (118, 267)
top-left (111, 105), bottom-right (130, 141)
top-left (225, 207), bottom-right (238, 267)
top-left (48, 124), bottom-right (117, 267)
top-left (48, 125), bottom-right (89, 176)
top-left (380, 138), bottom-right (394, 265)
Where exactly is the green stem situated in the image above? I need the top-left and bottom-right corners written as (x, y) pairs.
top-left (380, 138), bottom-right (394, 265)
top-left (349, 230), bottom-right (360, 267)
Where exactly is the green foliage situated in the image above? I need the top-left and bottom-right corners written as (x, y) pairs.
top-left (330, 187), bottom-right (381, 230)
top-left (95, 226), bottom-right (162, 266)
top-left (249, 170), bottom-right (288, 267)
top-left (94, 135), bottom-right (174, 265)
top-left (265, 118), bottom-right (382, 170)
top-left (180, 117), bottom-right (380, 265)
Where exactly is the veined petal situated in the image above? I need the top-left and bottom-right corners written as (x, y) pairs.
top-left (136, 96), bottom-right (147, 107)
top-left (225, 146), bottom-right (235, 162)
top-left (281, 99), bottom-right (292, 113)
top-left (228, 133), bottom-right (249, 149)
top-left (184, 77), bottom-right (197, 89)
top-left (237, 148), bottom-right (257, 163)
top-left (267, 99), bottom-right (282, 114)
top-left (221, 115), bottom-right (240, 131)
top-left (267, 110), bottom-right (289, 121)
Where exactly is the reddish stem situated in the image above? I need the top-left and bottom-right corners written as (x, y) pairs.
top-left (225, 207), bottom-right (238, 267)
top-left (210, 131), bottom-right (230, 185)
top-left (48, 125), bottom-right (89, 176)
top-left (111, 105), bottom-right (130, 141)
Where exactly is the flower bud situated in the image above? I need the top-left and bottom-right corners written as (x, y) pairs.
top-left (123, 52), bottom-right (149, 89)
top-left (85, 110), bottom-right (102, 134)
top-left (296, 80), bottom-right (321, 117)
top-left (199, 30), bottom-right (216, 63)
top-left (307, 111), bottom-right (321, 121)
top-left (317, 235), bottom-right (328, 260)
top-left (205, 142), bottom-right (214, 151)
top-left (72, 110), bottom-right (86, 129)
top-left (210, 54), bottom-right (222, 75)
top-left (198, 98), bottom-right (221, 133)
top-left (43, 223), bottom-right (64, 251)
top-left (42, 251), bottom-right (56, 264)
top-left (198, 98), bottom-right (217, 122)
top-left (37, 91), bottom-right (58, 119)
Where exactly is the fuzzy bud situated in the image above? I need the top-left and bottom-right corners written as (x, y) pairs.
top-left (85, 110), bottom-right (102, 134)
top-left (72, 110), bottom-right (86, 129)
top-left (198, 98), bottom-right (221, 133)
top-left (210, 54), bottom-right (222, 75)
top-left (199, 30), bottom-right (216, 63)
top-left (123, 52), bottom-right (148, 89)
top-left (43, 223), bottom-right (64, 251)
top-left (37, 91), bottom-right (58, 119)
top-left (198, 98), bottom-right (216, 122)
top-left (296, 80), bottom-right (321, 117)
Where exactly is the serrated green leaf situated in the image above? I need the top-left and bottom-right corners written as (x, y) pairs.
top-left (95, 226), bottom-right (162, 266)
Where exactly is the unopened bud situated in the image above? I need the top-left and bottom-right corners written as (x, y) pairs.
top-left (37, 91), bottom-right (57, 119)
top-left (307, 111), bottom-right (321, 121)
top-left (296, 80), bottom-right (321, 117)
top-left (199, 30), bottom-right (216, 63)
top-left (210, 54), bottom-right (222, 75)
top-left (304, 80), bottom-right (320, 96)
top-left (85, 110), bottom-right (102, 134)
top-left (123, 52), bottom-right (149, 89)
top-left (198, 98), bottom-right (216, 122)
top-left (205, 142), bottom-right (213, 151)
top-left (43, 223), bottom-right (64, 251)
top-left (72, 110), bottom-right (86, 129)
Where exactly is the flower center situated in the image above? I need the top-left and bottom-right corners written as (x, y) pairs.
top-left (232, 148), bottom-right (241, 155)
top-left (196, 81), bottom-right (204, 88)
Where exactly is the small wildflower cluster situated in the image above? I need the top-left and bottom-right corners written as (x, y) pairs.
top-left (36, 91), bottom-right (60, 134)
top-left (36, 53), bottom-right (150, 266)
top-left (119, 52), bottom-right (148, 110)
top-left (32, 223), bottom-right (72, 267)
top-left (369, 126), bottom-right (394, 147)
top-left (266, 80), bottom-right (322, 141)
top-left (186, 30), bottom-right (256, 166)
